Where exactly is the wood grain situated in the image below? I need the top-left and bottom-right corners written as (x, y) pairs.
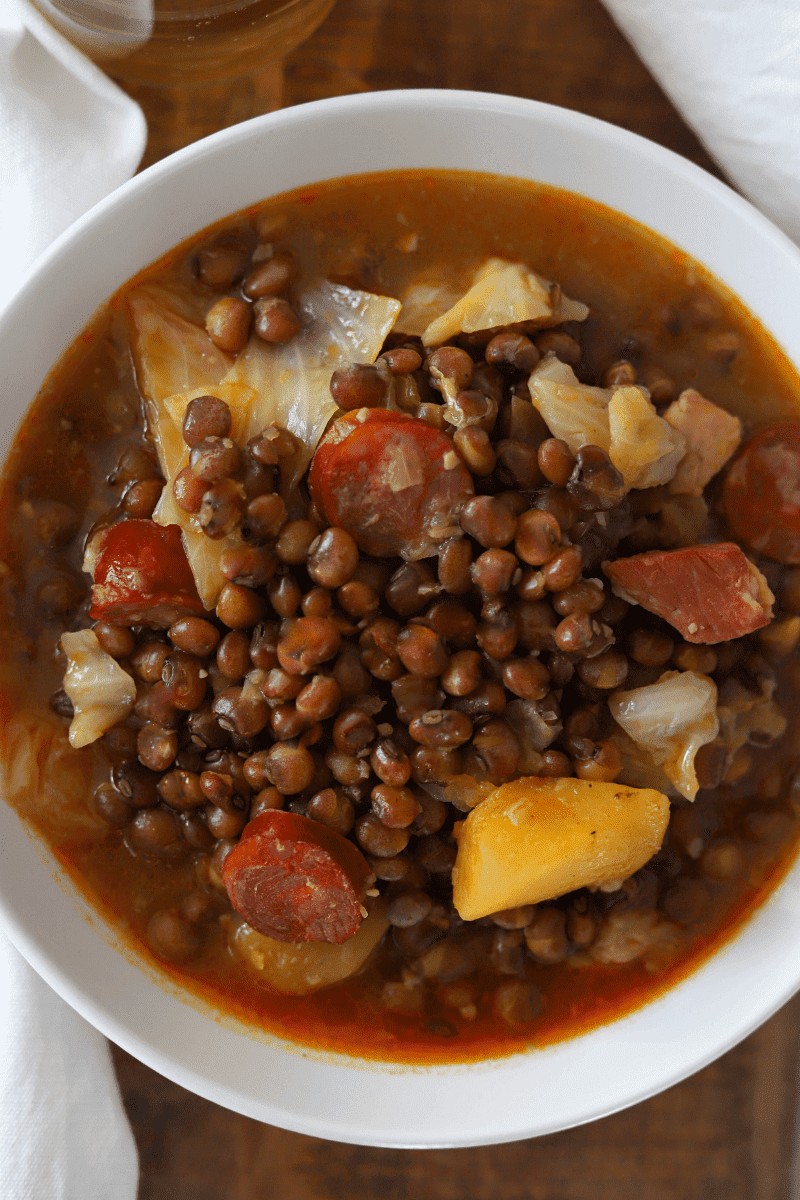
top-left (114, 1), bottom-right (799, 1195)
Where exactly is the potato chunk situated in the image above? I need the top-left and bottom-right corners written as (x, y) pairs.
top-left (229, 898), bottom-right (388, 995)
top-left (452, 776), bottom-right (669, 921)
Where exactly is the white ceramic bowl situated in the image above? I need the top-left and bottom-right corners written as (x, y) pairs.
top-left (2, 90), bottom-right (800, 1149)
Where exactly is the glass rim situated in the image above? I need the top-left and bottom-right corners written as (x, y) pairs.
top-left (38, 0), bottom-right (318, 26)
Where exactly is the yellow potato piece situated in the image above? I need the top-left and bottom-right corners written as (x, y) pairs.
top-left (452, 777), bottom-right (669, 921)
top-left (230, 899), bottom-right (388, 995)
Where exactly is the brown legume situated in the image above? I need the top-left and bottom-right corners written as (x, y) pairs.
top-left (542, 545), bottom-right (583, 591)
top-left (355, 813), bottom-right (411, 857)
top-left (441, 649), bottom-right (482, 697)
top-left (471, 548), bottom-right (519, 595)
top-left (371, 784), bottom-right (422, 828)
top-left (307, 527), bottom-right (359, 588)
top-left (129, 808), bottom-right (184, 859)
top-left (396, 625), bottom-right (448, 677)
top-left (536, 330), bottom-right (581, 364)
top-left (515, 509), bottom-right (561, 566)
top-left (330, 363), bottom-right (388, 410)
top-left (245, 493), bottom-right (286, 541)
top-left (263, 743), bottom-right (315, 794)
top-left (243, 250), bottom-right (295, 298)
top-left (524, 907), bottom-right (569, 963)
top-left (253, 296), bottom-right (301, 343)
top-left (216, 582), bottom-right (266, 629)
top-left (205, 296), bottom-right (252, 354)
top-left (576, 650), bottom-right (629, 690)
top-left (472, 719), bottom-right (520, 783)
top-left (502, 656), bottom-right (550, 700)
top-left (438, 537), bottom-right (472, 595)
top-left (371, 739), bottom-right (412, 786)
top-left (460, 496), bottom-right (517, 548)
top-left (485, 331), bottom-right (540, 372)
top-left (182, 395), bottom-right (231, 448)
top-left (428, 346), bottom-right (474, 390)
top-left (453, 426), bottom-right (496, 475)
top-left (537, 438), bottom-right (575, 487)
top-left (147, 908), bottom-right (202, 962)
top-left (408, 709), bottom-right (473, 748)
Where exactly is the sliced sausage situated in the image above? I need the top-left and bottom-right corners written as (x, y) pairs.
top-left (604, 543), bottom-right (774, 644)
top-left (222, 810), bottom-right (374, 944)
top-left (308, 409), bottom-right (474, 558)
top-left (88, 520), bottom-right (203, 627)
top-left (721, 422), bottom-right (800, 563)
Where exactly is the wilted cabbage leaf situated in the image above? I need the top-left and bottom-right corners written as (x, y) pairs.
top-left (149, 381), bottom-right (256, 609)
top-left (0, 710), bottom-right (97, 837)
top-left (128, 285), bottom-right (233, 405)
top-left (528, 356), bottom-right (613, 454)
top-left (608, 670), bottom-right (718, 801)
top-left (129, 281), bottom-right (400, 608)
top-left (226, 279), bottom-right (400, 492)
top-left (228, 898), bottom-right (388, 995)
top-left (608, 386), bottom-right (686, 489)
top-left (417, 258), bottom-right (588, 347)
top-left (61, 629), bottom-right (136, 748)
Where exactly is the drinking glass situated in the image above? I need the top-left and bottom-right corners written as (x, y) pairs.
top-left (31, 0), bottom-right (337, 161)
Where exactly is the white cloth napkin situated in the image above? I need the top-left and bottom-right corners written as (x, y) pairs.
top-left (0, 3), bottom-right (143, 1196)
top-left (0, 0), bottom-right (147, 313)
top-left (601, 0), bottom-right (800, 245)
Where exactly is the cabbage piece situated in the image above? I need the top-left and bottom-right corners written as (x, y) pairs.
top-left (665, 389), bottom-right (742, 496)
top-left (128, 285), bottom-right (232, 406)
top-left (60, 629), bottom-right (136, 748)
top-left (225, 279), bottom-right (401, 493)
top-left (608, 386), bottom-right (686, 489)
top-left (420, 258), bottom-right (589, 347)
top-left (395, 275), bottom-right (462, 337)
top-left (528, 356), bottom-right (613, 454)
top-left (611, 729), bottom-right (679, 798)
top-left (133, 280), bottom-right (400, 608)
top-left (228, 898), bottom-right (388, 995)
top-left (147, 381), bottom-right (255, 610)
top-left (0, 710), bottom-right (97, 837)
top-left (608, 670), bottom-right (718, 802)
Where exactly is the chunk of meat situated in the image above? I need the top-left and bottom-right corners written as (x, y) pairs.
top-left (721, 422), bottom-right (800, 562)
top-left (222, 811), bottom-right (374, 944)
top-left (88, 520), bottom-right (203, 627)
top-left (604, 543), bottom-right (774, 643)
top-left (308, 409), bottom-right (474, 558)
top-left (664, 389), bottom-right (741, 496)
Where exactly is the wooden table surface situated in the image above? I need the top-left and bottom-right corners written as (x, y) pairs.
top-left (114, 1), bottom-right (800, 1196)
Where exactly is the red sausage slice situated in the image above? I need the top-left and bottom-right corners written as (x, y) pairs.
top-left (222, 811), bottom-right (374, 944)
top-left (604, 543), bottom-right (774, 644)
top-left (308, 409), bottom-right (474, 558)
top-left (88, 520), bottom-right (203, 627)
top-left (721, 422), bottom-right (800, 563)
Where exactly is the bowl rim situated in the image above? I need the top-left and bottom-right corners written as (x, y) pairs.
top-left (2, 87), bottom-right (800, 1148)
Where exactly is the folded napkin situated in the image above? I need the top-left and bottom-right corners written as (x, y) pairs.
top-left (0, 3), bottom-right (143, 1196)
top-left (601, 0), bottom-right (800, 245)
top-left (0, 0), bottom-right (147, 314)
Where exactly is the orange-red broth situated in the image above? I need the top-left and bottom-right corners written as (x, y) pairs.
top-left (1, 170), bottom-right (800, 1063)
